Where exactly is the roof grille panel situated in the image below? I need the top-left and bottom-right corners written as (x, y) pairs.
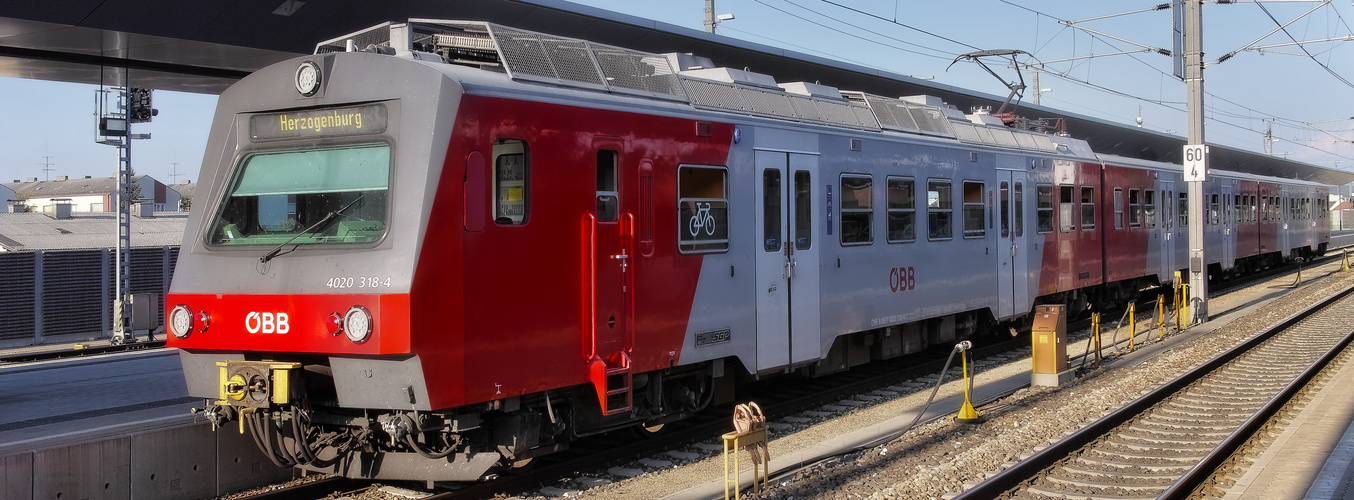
top-left (816, 99), bottom-right (864, 128)
top-left (851, 104), bottom-right (880, 129)
top-left (1013, 132), bottom-right (1040, 150)
top-left (787, 95), bottom-right (823, 122)
top-left (739, 86), bottom-right (798, 119)
top-left (950, 122), bottom-right (982, 143)
top-left (908, 103), bottom-right (953, 136)
top-left (990, 128), bottom-right (1020, 148)
top-left (683, 78), bottom-right (745, 110)
top-left (592, 47), bottom-right (687, 98)
top-left (490, 26), bottom-right (606, 89)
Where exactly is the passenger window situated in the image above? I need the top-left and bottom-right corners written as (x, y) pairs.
top-left (928, 180), bottom-right (953, 240)
top-left (1036, 184), bottom-right (1054, 233)
top-left (1144, 190), bottom-right (1156, 228)
top-left (1113, 188), bottom-right (1124, 230)
top-left (763, 170), bottom-right (781, 251)
top-left (840, 174), bottom-right (873, 245)
top-left (1080, 186), bottom-right (1095, 230)
top-left (1000, 182), bottom-right (1009, 238)
top-left (1209, 194), bottom-right (1219, 225)
top-left (493, 140), bottom-right (528, 225)
top-left (1159, 191), bottom-right (1169, 227)
top-left (1178, 193), bottom-right (1189, 227)
top-left (963, 181), bottom-right (984, 238)
top-left (887, 176), bottom-right (916, 243)
top-left (1129, 189), bottom-right (1141, 227)
top-left (1014, 182), bottom-right (1024, 237)
top-left (596, 150), bottom-right (619, 223)
top-left (678, 166), bottom-right (728, 253)
top-left (794, 171), bottom-right (812, 250)
top-left (1059, 185), bottom-right (1074, 232)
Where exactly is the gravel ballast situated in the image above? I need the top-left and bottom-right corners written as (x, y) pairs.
top-left (550, 262), bottom-right (1354, 500)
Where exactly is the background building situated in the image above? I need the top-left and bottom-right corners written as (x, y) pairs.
top-left (3, 175), bottom-right (180, 213)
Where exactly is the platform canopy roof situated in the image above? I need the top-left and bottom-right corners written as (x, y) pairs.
top-left (2, 0), bottom-right (1351, 185)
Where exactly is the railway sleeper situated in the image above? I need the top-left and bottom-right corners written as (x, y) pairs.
top-left (1075, 456), bottom-right (1195, 474)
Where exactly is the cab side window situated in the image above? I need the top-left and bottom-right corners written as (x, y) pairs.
top-left (493, 140), bottom-right (528, 225)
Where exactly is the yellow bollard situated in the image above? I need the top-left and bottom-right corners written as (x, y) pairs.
top-left (1342, 249), bottom-right (1350, 272)
top-left (1157, 294), bottom-right (1167, 340)
top-left (1178, 282), bottom-right (1189, 330)
top-left (1127, 302), bottom-right (1137, 351)
top-left (1091, 312), bottom-right (1102, 366)
top-left (956, 341), bottom-right (982, 423)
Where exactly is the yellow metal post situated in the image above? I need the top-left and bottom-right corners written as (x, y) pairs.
top-left (1157, 294), bottom-right (1166, 340)
top-left (1092, 312), bottom-right (1102, 365)
top-left (1178, 282), bottom-right (1189, 329)
top-left (1128, 302), bottom-right (1137, 351)
top-left (1342, 249), bottom-right (1350, 271)
top-left (956, 341), bottom-right (982, 423)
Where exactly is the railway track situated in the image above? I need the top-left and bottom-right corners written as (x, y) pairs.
top-left (955, 280), bottom-right (1354, 500)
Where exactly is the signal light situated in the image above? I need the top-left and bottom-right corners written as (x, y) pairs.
top-left (326, 312), bottom-right (344, 335)
top-left (128, 87), bottom-right (158, 123)
top-left (195, 310), bottom-right (211, 333)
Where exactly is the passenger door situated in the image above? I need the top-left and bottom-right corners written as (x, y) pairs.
top-left (1222, 184), bottom-right (1235, 268)
top-left (996, 171), bottom-right (1029, 319)
top-left (1161, 181), bottom-right (1175, 280)
top-left (753, 150), bottom-right (820, 372)
top-left (590, 144), bottom-right (629, 358)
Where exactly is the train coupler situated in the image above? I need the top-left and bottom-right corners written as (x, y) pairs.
top-left (215, 360), bottom-right (303, 409)
top-left (192, 404), bottom-right (238, 432)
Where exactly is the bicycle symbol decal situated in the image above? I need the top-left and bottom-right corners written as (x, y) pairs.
top-left (689, 202), bottom-right (716, 237)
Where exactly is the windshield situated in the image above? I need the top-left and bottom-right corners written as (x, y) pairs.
top-left (208, 143), bottom-right (390, 246)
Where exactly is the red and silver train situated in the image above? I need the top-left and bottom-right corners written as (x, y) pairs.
top-left (166, 20), bottom-right (1330, 481)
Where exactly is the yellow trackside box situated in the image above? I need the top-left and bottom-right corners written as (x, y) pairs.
top-left (1031, 305), bottom-right (1068, 375)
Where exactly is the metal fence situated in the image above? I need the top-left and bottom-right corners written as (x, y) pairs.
top-left (0, 247), bottom-right (178, 343)
top-left (1333, 210), bottom-right (1354, 231)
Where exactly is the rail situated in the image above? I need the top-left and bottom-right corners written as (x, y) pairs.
top-left (953, 279), bottom-right (1354, 499)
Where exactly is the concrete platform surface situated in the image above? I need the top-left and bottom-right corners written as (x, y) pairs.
top-left (1223, 344), bottom-right (1354, 500)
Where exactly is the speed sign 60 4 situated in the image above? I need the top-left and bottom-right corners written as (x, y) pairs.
top-left (1183, 144), bottom-right (1208, 181)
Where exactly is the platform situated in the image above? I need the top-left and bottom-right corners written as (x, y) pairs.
top-left (1222, 342), bottom-right (1354, 500)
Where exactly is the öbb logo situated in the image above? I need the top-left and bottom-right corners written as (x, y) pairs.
top-left (245, 312), bottom-right (290, 334)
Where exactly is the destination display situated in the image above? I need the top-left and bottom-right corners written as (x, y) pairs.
top-left (250, 104), bottom-right (387, 141)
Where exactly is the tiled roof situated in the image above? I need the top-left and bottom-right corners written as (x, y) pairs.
top-left (168, 182), bottom-right (197, 199)
top-left (3, 175), bottom-right (155, 199)
top-left (0, 211), bottom-right (186, 251)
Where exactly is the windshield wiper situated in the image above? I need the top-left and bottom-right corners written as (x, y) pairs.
top-left (259, 194), bottom-right (365, 264)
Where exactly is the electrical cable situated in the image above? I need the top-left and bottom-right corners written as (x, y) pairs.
top-left (1255, 2), bottom-right (1354, 89)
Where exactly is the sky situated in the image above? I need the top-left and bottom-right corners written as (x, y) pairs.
top-left (1, 0), bottom-right (1352, 186)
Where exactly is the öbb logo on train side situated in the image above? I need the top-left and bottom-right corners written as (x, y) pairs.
top-left (889, 266), bottom-right (916, 292)
top-left (245, 311), bottom-right (290, 334)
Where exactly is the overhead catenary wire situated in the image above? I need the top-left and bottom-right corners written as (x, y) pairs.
top-left (1255, 1), bottom-right (1354, 89)
top-left (743, 0), bottom-right (1352, 165)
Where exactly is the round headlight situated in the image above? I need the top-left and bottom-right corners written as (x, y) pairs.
top-left (343, 306), bottom-right (372, 344)
top-left (195, 310), bottom-right (211, 333)
top-left (170, 305), bottom-right (194, 339)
